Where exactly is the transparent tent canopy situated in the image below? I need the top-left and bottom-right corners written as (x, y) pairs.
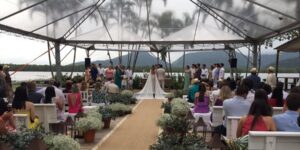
top-left (0, 0), bottom-right (300, 46)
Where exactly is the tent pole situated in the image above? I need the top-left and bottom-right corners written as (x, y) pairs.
top-left (276, 50), bottom-right (280, 78)
top-left (55, 42), bottom-right (62, 83)
top-left (252, 43), bottom-right (258, 68)
top-left (47, 41), bottom-right (54, 79)
top-left (70, 47), bottom-right (77, 78)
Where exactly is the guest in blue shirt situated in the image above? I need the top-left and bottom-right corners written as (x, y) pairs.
top-left (245, 68), bottom-right (261, 90)
top-left (273, 93), bottom-right (300, 132)
top-left (187, 79), bottom-right (200, 103)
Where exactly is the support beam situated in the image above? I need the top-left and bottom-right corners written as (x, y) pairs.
top-left (275, 50), bottom-right (280, 77)
top-left (252, 44), bottom-right (258, 68)
top-left (55, 42), bottom-right (62, 83)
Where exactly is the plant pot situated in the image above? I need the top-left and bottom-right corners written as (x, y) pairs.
top-left (0, 142), bottom-right (10, 150)
top-left (26, 138), bottom-right (48, 150)
top-left (102, 117), bottom-right (111, 129)
top-left (83, 129), bottom-right (96, 143)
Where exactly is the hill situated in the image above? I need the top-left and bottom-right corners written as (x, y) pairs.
top-left (74, 52), bottom-right (167, 67)
top-left (171, 51), bottom-right (298, 69)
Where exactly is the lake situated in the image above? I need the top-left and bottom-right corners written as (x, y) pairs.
top-left (9, 71), bottom-right (300, 82)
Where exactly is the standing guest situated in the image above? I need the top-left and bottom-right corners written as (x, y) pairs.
top-left (157, 64), bottom-right (166, 89)
top-left (187, 79), bottom-right (200, 104)
top-left (120, 65), bottom-right (127, 89)
top-left (44, 86), bottom-right (64, 121)
top-left (246, 68), bottom-right (261, 90)
top-left (0, 65), bottom-right (6, 99)
top-left (193, 83), bottom-right (210, 113)
top-left (92, 82), bottom-right (107, 104)
top-left (3, 65), bottom-right (13, 102)
top-left (212, 64), bottom-right (220, 87)
top-left (219, 63), bottom-right (225, 80)
top-left (27, 81), bottom-right (43, 103)
top-left (85, 66), bottom-right (91, 83)
top-left (0, 65), bottom-right (6, 79)
top-left (114, 65), bottom-right (122, 89)
top-left (195, 63), bottom-right (202, 81)
top-left (191, 64), bottom-right (196, 79)
top-left (183, 65), bottom-right (191, 92)
top-left (214, 85), bottom-right (251, 136)
top-left (63, 80), bottom-right (73, 93)
top-left (12, 86), bottom-right (39, 129)
top-left (105, 65), bottom-right (114, 81)
top-left (266, 66), bottom-right (277, 90)
top-left (68, 84), bottom-right (83, 114)
top-left (97, 63), bottom-right (105, 81)
top-left (236, 90), bottom-right (276, 137)
top-left (201, 64), bottom-right (208, 79)
top-left (273, 93), bottom-right (300, 131)
top-left (125, 67), bottom-right (133, 89)
top-left (208, 65), bottom-right (214, 81)
top-left (90, 63), bottom-right (98, 82)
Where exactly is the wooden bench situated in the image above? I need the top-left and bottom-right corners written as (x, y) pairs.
top-left (14, 114), bottom-right (29, 130)
top-left (248, 131), bottom-right (300, 150)
top-left (34, 104), bottom-right (57, 131)
top-left (212, 106), bottom-right (223, 127)
top-left (226, 116), bottom-right (241, 139)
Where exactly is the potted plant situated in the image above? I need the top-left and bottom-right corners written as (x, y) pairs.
top-left (75, 117), bottom-right (102, 143)
top-left (98, 106), bottom-right (116, 129)
top-left (108, 103), bottom-right (132, 116)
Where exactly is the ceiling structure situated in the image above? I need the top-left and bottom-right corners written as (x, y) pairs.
top-left (0, 0), bottom-right (300, 51)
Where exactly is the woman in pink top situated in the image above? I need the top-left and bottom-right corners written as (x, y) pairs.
top-left (105, 65), bottom-right (114, 80)
top-left (68, 84), bottom-right (82, 113)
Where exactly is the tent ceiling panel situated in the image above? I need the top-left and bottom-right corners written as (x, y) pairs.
top-left (0, 0), bottom-right (300, 44)
top-left (276, 37), bottom-right (300, 52)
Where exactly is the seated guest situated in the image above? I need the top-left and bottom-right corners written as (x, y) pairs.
top-left (187, 79), bottom-right (200, 103)
top-left (214, 85), bottom-right (251, 136)
top-left (268, 86), bottom-right (284, 107)
top-left (210, 80), bottom-right (223, 106)
top-left (12, 86), bottom-right (39, 129)
top-left (92, 82), bottom-right (107, 104)
top-left (193, 83), bottom-right (210, 113)
top-left (63, 80), bottom-right (73, 93)
top-left (104, 79), bottom-right (120, 94)
top-left (215, 85), bottom-right (233, 106)
top-left (241, 78), bottom-right (255, 103)
top-left (37, 79), bottom-right (66, 102)
top-left (44, 86), bottom-right (64, 121)
top-left (0, 88), bottom-right (15, 134)
top-left (237, 89), bottom-right (276, 137)
top-left (68, 84), bottom-right (82, 114)
top-left (273, 93), bottom-right (300, 131)
top-left (261, 83), bottom-right (272, 98)
top-left (27, 81), bottom-right (43, 103)
top-left (80, 81), bottom-right (88, 91)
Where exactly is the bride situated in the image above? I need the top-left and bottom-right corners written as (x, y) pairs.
top-left (135, 65), bottom-right (166, 99)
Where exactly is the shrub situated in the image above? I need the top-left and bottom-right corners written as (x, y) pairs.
top-left (171, 99), bottom-right (190, 117)
top-left (108, 103), bottom-right (132, 116)
top-left (75, 117), bottom-right (103, 133)
top-left (44, 134), bottom-right (80, 150)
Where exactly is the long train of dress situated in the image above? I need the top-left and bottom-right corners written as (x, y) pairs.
top-left (135, 72), bottom-right (167, 100)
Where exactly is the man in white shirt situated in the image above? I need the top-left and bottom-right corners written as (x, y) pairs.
top-left (201, 64), bottom-right (208, 79)
top-left (156, 64), bottom-right (166, 89)
top-left (37, 80), bottom-right (66, 102)
top-left (219, 63), bottom-right (225, 80)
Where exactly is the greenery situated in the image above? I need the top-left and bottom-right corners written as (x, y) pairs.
top-left (108, 103), bottom-right (132, 116)
top-left (75, 117), bottom-right (103, 133)
top-left (0, 125), bottom-right (47, 150)
top-left (161, 102), bottom-right (172, 114)
top-left (98, 106), bottom-right (116, 120)
top-left (132, 76), bottom-right (142, 89)
top-left (44, 134), bottom-right (80, 150)
top-left (171, 98), bottom-right (190, 117)
top-left (107, 92), bottom-right (137, 105)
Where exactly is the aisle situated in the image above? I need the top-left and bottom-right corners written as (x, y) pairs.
top-left (96, 100), bottom-right (162, 150)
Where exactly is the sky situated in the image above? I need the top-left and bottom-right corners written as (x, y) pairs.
top-left (0, 0), bottom-right (286, 65)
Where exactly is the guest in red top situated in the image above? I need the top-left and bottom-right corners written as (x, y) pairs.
top-left (68, 84), bottom-right (82, 113)
top-left (237, 89), bottom-right (276, 137)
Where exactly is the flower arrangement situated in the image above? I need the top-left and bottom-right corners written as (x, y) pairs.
top-left (171, 99), bottom-right (190, 117)
top-left (121, 90), bottom-right (134, 98)
top-left (86, 108), bottom-right (102, 120)
top-left (98, 106), bottom-right (116, 119)
top-left (108, 103), bottom-right (132, 116)
top-left (44, 134), bottom-right (80, 150)
top-left (157, 114), bottom-right (173, 128)
top-left (165, 93), bottom-right (175, 99)
top-left (75, 117), bottom-right (103, 133)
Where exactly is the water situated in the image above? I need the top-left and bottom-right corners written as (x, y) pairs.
top-left (9, 71), bottom-right (300, 82)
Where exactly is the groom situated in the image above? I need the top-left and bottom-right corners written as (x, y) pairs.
top-left (156, 64), bottom-right (165, 89)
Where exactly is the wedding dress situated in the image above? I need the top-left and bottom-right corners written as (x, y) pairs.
top-left (135, 70), bottom-right (166, 100)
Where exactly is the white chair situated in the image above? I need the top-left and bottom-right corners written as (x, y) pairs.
top-left (81, 90), bottom-right (89, 105)
top-left (248, 131), bottom-right (300, 150)
top-left (64, 93), bottom-right (70, 112)
top-left (273, 107), bottom-right (283, 115)
top-left (14, 114), bottom-right (29, 130)
top-left (212, 106), bottom-right (224, 127)
top-left (34, 104), bottom-right (57, 131)
top-left (226, 116), bottom-right (241, 139)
